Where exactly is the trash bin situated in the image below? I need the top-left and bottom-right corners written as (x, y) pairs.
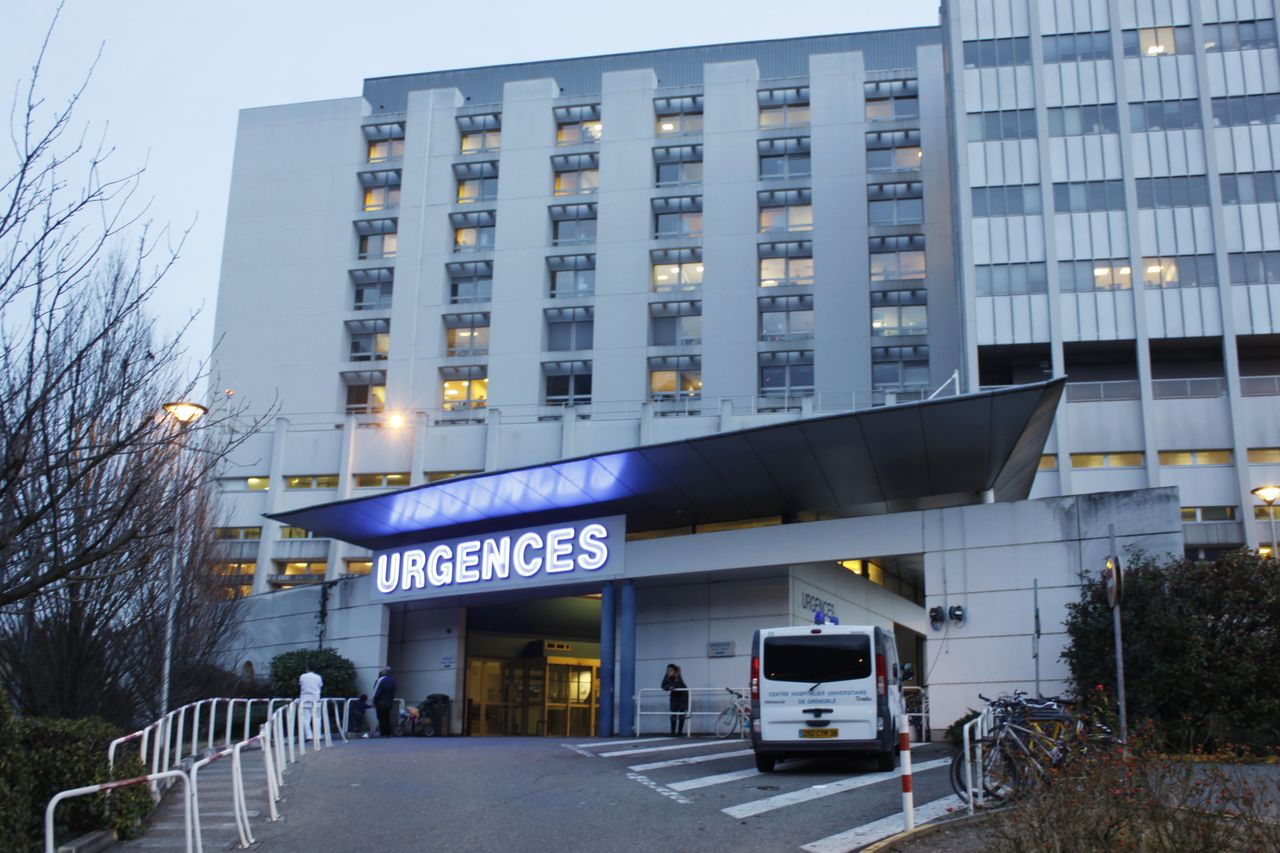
top-left (424, 694), bottom-right (451, 737)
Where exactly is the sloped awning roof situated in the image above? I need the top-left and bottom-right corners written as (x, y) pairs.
top-left (268, 379), bottom-right (1065, 551)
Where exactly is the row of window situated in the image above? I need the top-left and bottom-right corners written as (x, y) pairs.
top-left (973, 178), bottom-right (1217, 216)
top-left (975, 254), bottom-right (1221, 295)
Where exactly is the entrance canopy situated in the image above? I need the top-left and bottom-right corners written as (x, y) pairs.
top-left (268, 379), bottom-right (1064, 551)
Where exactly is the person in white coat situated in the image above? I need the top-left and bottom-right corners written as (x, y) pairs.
top-left (298, 662), bottom-right (324, 745)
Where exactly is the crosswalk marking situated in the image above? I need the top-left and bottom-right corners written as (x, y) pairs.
top-left (668, 767), bottom-right (761, 791)
top-left (799, 794), bottom-right (965, 853)
top-left (628, 748), bottom-right (753, 772)
top-left (721, 757), bottom-right (951, 819)
top-left (599, 739), bottom-right (746, 758)
top-left (573, 737), bottom-right (675, 748)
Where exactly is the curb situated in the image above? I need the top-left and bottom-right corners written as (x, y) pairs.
top-left (861, 810), bottom-right (992, 852)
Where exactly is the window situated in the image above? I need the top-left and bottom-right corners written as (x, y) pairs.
top-left (1142, 255), bottom-right (1218, 288)
top-left (759, 350), bottom-right (814, 397)
top-left (759, 87), bottom-right (810, 128)
top-left (1249, 447), bottom-right (1280, 464)
top-left (758, 242), bottom-right (813, 287)
top-left (654, 145), bottom-right (703, 186)
top-left (1039, 455), bottom-right (1059, 471)
top-left (1221, 171), bottom-right (1280, 204)
top-left (651, 248), bottom-right (703, 292)
top-left (1129, 99), bottom-right (1203, 131)
top-left (212, 561), bottom-right (256, 577)
top-left (966, 109), bottom-right (1037, 142)
top-left (550, 203), bottom-right (597, 245)
top-left (354, 473), bottom-right (410, 489)
top-left (758, 189), bottom-right (812, 234)
top-left (447, 261), bottom-right (493, 304)
top-left (650, 301), bottom-right (703, 346)
top-left (458, 113), bottom-right (501, 153)
top-left (974, 262), bottom-right (1048, 295)
top-left (426, 470), bottom-right (480, 483)
top-left (280, 526), bottom-right (320, 539)
top-left (1181, 506), bottom-right (1238, 522)
top-left (346, 561), bottom-right (373, 576)
top-left (214, 526), bottom-right (262, 540)
top-left (1058, 259), bottom-right (1133, 292)
top-left (1211, 94), bottom-right (1280, 127)
top-left (869, 235), bottom-right (925, 280)
top-left (872, 345), bottom-right (930, 389)
top-left (451, 210), bottom-right (496, 252)
top-left (1158, 449), bottom-right (1233, 466)
top-left (655, 95), bottom-right (704, 136)
top-left (864, 79), bottom-right (919, 121)
top-left (1229, 252), bottom-right (1280, 284)
top-left (443, 313), bottom-right (490, 356)
top-left (1203, 19), bottom-right (1278, 52)
top-left (543, 361), bottom-right (593, 405)
top-left (552, 153), bottom-right (600, 196)
top-left (548, 254), bottom-right (595, 298)
top-left (871, 304), bottom-right (927, 336)
top-left (868, 181), bottom-right (923, 225)
top-left (286, 475), bottom-right (340, 489)
top-left (1135, 176), bottom-right (1211, 208)
top-left (962, 37), bottom-right (1032, 68)
top-left (1070, 452), bottom-right (1144, 468)
top-left (348, 318), bottom-right (390, 361)
top-left (1123, 26), bottom-right (1194, 57)
top-left (1042, 31), bottom-right (1112, 62)
top-left (455, 160), bottom-right (498, 203)
top-left (1047, 104), bottom-right (1120, 136)
top-left (866, 130), bottom-right (922, 171)
top-left (758, 137), bottom-right (811, 179)
top-left (441, 367), bottom-right (488, 411)
top-left (344, 371), bottom-right (386, 414)
top-left (653, 196), bottom-right (703, 238)
top-left (555, 104), bottom-right (602, 145)
top-left (545, 306), bottom-right (594, 351)
top-left (758, 294), bottom-right (813, 341)
top-left (352, 268), bottom-right (393, 311)
top-left (971, 185), bottom-right (1043, 217)
top-left (364, 122), bottom-right (405, 163)
top-left (276, 561), bottom-right (327, 577)
top-left (649, 355), bottom-right (702, 400)
top-left (361, 171), bottom-right (401, 211)
top-left (356, 218), bottom-right (397, 260)
top-left (1052, 180), bottom-right (1126, 212)
top-left (1255, 505), bottom-right (1280, 520)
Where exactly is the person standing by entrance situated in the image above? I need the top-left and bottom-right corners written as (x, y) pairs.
top-left (661, 663), bottom-right (688, 736)
top-left (372, 666), bottom-right (397, 737)
top-left (298, 661), bottom-right (323, 746)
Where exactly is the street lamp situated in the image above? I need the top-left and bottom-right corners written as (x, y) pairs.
top-left (159, 401), bottom-right (207, 714)
top-left (1253, 485), bottom-right (1280, 560)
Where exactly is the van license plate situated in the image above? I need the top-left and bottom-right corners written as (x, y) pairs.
top-left (800, 728), bottom-right (838, 739)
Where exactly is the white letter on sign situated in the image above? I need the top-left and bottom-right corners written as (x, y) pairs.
top-left (427, 545), bottom-right (453, 586)
top-left (376, 553), bottom-right (400, 593)
top-left (513, 532), bottom-right (544, 577)
top-left (576, 523), bottom-right (609, 570)
top-left (545, 528), bottom-right (575, 573)
top-left (401, 549), bottom-right (426, 591)
top-left (482, 537), bottom-right (510, 580)
top-left (455, 540), bottom-right (481, 584)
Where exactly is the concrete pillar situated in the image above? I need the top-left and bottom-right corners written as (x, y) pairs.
top-left (618, 580), bottom-right (637, 736)
top-left (598, 581), bottom-right (616, 737)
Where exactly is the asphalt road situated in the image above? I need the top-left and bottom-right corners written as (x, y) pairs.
top-left (250, 735), bottom-right (957, 852)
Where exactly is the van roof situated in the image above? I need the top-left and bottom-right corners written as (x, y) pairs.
top-left (761, 625), bottom-right (883, 636)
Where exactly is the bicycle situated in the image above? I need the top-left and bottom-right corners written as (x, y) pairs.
top-left (950, 691), bottom-right (1079, 803)
top-left (714, 688), bottom-right (751, 738)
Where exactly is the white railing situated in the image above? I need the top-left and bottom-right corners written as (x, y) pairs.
top-left (903, 686), bottom-right (929, 740)
top-left (46, 770), bottom-right (192, 853)
top-left (1242, 374), bottom-right (1280, 396)
top-left (635, 687), bottom-right (749, 737)
top-left (959, 702), bottom-right (998, 816)
top-left (1065, 379), bottom-right (1141, 402)
top-left (1151, 377), bottom-right (1228, 399)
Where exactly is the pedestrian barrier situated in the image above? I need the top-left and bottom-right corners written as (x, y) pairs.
top-left (45, 770), bottom-right (192, 853)
top-left (898, 714), bottom-right (914, 831)
top-left (635, 687), bottom-right (750, 737)
top-left (903, 685), bottom-right (929, 741)
top-left (959, 701), bottom-right (998, 815)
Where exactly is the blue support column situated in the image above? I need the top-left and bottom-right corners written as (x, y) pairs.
top-left (597, 581), bottom-right (616, 737)
top-left (618, 580), bottom-right (637, 737)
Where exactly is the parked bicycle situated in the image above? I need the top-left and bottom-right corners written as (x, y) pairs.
top-left (714, 687), bottom-right (751, 739)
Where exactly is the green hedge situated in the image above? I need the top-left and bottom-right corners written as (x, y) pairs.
top-left (0, 703), bottom-right (152, 852)
top-left (269, 647), bottom-right (357, 698)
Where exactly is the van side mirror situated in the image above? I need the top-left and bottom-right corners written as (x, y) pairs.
top-left (901, 662), bottom-right (915, 682)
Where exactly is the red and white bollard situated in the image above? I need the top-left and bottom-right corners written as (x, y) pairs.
top-left (899, 713), bottom-right (915, 831)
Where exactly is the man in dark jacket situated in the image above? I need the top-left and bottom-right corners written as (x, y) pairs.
top-left (661, 663), bottom-right (688, 735)
top-left (372, 667), bottom-right (397, 737)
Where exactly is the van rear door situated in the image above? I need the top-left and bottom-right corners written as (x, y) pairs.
top-left (758, 630), bottom-right (877, 744)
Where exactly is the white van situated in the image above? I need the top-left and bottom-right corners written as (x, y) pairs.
top-left (749, 624), bottom-right (910, 773)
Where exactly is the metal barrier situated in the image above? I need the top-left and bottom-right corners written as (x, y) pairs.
top-left (635, 687), bottom-right (749, 737)
top-left (46, 770), bottom-right (192, 853)
top-left (903, 686), bottom-right (929, 741)
top-left (960, 702), bottom-right (997, 815)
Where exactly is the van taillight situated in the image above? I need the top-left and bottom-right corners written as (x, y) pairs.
top-left (875, 652), bottom-right (886, 697)
top-left (750, 655), bottom-right (760, 702)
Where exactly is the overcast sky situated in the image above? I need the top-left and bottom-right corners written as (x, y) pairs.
top-left (4, 0), bottom-right (939, 368)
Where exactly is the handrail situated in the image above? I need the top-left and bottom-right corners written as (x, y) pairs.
top-left (635, 687), bottom-right (750, 737)
top-left (46, 770), bottom-right (192, 853)
top-left (903, 686), bottom-right (929, 741)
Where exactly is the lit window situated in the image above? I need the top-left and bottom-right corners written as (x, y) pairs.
top-left (553, 153), bottom-right (600, 196)
top-left (1058, 259), bottom-right (1134, 292)
top-left (655, 95), bottom-right (703, 136)
top-left (651, 248), bottom-right (703, 292)
top-left (280, 526), bottom-right (318, 539)
top-left (441, 375), bottom-right (488, 411)
top-left (758, 255), bottom-right (814, 287)
top-left (869, 236), bottom-right (926, 281)
top-left (285, 475), bottom-right (340, 489)
top-left (426, 471), bottom-right (480, 482)
top-left (212, 562), bottom-right (256, 577)
top-left (457, 175), bottom-right (498, 204)
top-left (1181, 506), bottom-right (1238, 522)
top-left (759, 87), bottom-right (810, 129)
top-left (444, 313), bottom-right (490, 356)
top-left (871, 305), bottom-right (928, 337)
top-left (1039, 455), bottom-right (1058, 471)
top-left (867, 128), bottom-right (923, 171)
top-left (649, 356), bottom-right (701, 400)
top-left (555, 104), bottom-right (602, 146)
top-left (356, 218), bottom-right (398, 260)
top-left (1158, 449), bottom-right (1233, 466)
top-left (1255, 505), bottom-right (1280, 520)
top-left (363, 185), bottom-right (401, 212)
top-left (278, 561), bottom-right (327, 577)
top-left (759, 189), bottom-right (814, 234)
top-left (346, 561), bottom-right (374, 576)
top-left (1124, 26), bottom-right (1193, 57)
top-left (1248, 447), bottom-right (1280, 464)
top-left (1071, 452), bottom-right (1145, 469)
top-left (214, 527), bottom-right (262, 540)
top-left (354, 473), bottom-right (410, 489)
top-left (864, 79), bottom-right (919, 121)
top-left (366, 139), bottom-right (404, 163)
top-left (348, 318), bottom-right (391, 362)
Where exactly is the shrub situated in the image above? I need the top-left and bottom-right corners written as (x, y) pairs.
top-left (1061, 549), bottom-right (1280, 753)
top-left (0, 709), bottom-right (152, 852)
top-left (269, 647), bottom-right (357, 698)
top-left (945, 709), bottom-right (981, 746)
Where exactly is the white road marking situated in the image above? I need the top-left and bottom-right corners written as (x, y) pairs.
top-left (628, 748), bottom-right (753, 772)
top-left (560, 743), bottom-right (597, 757)
top-left (668, 767), bottom-right (761, 791)
top-left (721, 757), bottom-right (951, 819)
top-left (600, 739), bottom-right (746, 758)
top-left (626, 771), bottom-right (693, 804)
top-left (573, 737), bottom-right (675, 748)
top-left (799, 794), bottom-right (966, 853)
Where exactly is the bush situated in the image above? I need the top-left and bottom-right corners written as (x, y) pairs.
top-left (0, 707), bottom-right (152, 852)
top-left (945, 709), bottom-right (981, 746)
top-left (269, 647), bottom-right (357, 698)
top-left (1061, 549), bottom-right (1280, 753)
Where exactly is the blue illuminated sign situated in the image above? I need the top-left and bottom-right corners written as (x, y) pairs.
top-left (373, 516), bottom-right (625, 601)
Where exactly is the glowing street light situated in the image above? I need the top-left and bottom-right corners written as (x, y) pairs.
top-left (1253, 485), bottom-right (1280, 559)
top-left (159, 400), bottom-right (206, 714)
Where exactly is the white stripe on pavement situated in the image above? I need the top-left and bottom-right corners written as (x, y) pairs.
top-left (573, 737), bottom-right (676, 748)
top-left (799, 794), bottom-right (966, 853)
top-left (628, 748), bottom-right (753, 772)
top-left (668, 767), bottom-right (761, 791)
top-left (600, 740), bottom-right (747, 758)
top-left (721, 757), bottom-right (951, 819)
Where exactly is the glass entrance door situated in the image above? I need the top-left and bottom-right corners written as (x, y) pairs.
top-left (466, 655), bottom-right (598, 736)
top-left (544, 657), bottom-right (598, 738)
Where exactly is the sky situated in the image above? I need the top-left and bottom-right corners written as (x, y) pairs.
top-left (3, 0), bottom-right (939, 368)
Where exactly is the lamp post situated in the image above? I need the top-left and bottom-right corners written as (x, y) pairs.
top-left (159, 401), bottom-right (207, 714)
top-left (1253, 485), bottom-right (1280, 559)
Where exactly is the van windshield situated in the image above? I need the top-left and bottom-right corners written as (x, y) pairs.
top-left (763, 634), bottom-right (871, 683)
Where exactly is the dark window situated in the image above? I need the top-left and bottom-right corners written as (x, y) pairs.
top-left (762, 634), bottom-right (871, 683)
